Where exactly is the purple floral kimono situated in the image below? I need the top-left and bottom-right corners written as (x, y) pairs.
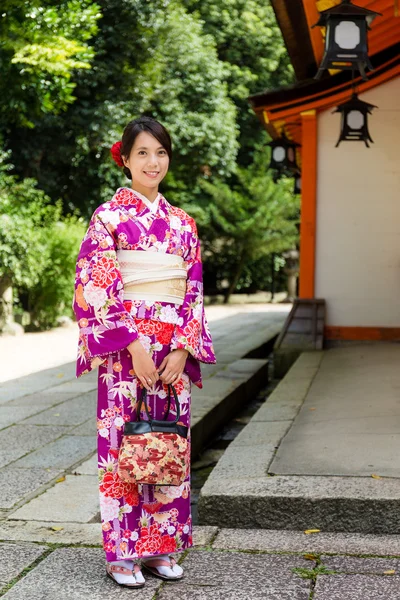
top-left (72, 187), bottom-right (216, 561)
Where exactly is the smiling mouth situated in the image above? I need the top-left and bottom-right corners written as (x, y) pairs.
top-left (144, 171), bottom-right (160, 176)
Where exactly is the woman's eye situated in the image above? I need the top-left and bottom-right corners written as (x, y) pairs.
top-left (138, 151), bottom-right (146, 155)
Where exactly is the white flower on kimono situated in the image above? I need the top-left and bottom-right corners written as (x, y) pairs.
top-left (159, 483), bottom-right (185, 499)
top-left (177, 317), bottom-right (184, 327)
top-left (138, 333), bottom-right (152, 353)
top-left (83, 281), bottom-right (108, 310)
top-left (169, 216), bottom-right (182, 230)
top-left (192, 303), bottom-right (202, 321)
top-left (130, 531), bottom-right (139, 541)
top-left (100, 494), bottom-right (120, 521)
top-left (151, 341), bottom-right (163, 352)
top-left (158, 305), bottom-right (178, 323)
top-left (183, 524), bottom-right (190, 534)
top-left (99, 427), bottom-right (109, 438)
top-left (167, 525), bottom-right (176, 535)
top-left (114, 416), bottom-right (124, 427)
top-left (97, 208), bottom-right (121, 226)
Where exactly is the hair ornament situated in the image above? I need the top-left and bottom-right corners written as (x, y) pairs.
top-left (110, 141), bottom-right (124, 167)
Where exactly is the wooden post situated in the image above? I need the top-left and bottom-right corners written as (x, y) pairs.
top-left (299, 110), bottom-right (318, 299)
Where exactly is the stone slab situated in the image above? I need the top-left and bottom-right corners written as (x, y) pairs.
top-left (271, 431), bottom-right (400, 477)
top-left (0, 520), bottom-right (102, 546)
top-left (207, 445), bottom-right (276, 479)
top-left (1, 547), bottom-right (161, 599)
top-left (74, 452), bottom-right (97, 475)
top-left (0, 362), bottom-right (78, 404)
top-left (0, 542), bottom-right (48, 586)
top-left (198, 475), bottom-right (400, 533)
top-left (0, 425), bottom-right (70, 469)
top-left (192, 377), bottom-right (246, 399)
top-left (10, 474), bottom-right (99, 523)
top-left (212, 528), bottom-right (400, 556)
top-left (321, 555), bottom-right (400, 574)
top-left (157, 550), bottom-right (311, 600)
top-left (313, 574), bottom-right (400, 600)
top-left (252, 400), bottom-right (303, 422)
top-left (5, 391), bottom-right (84, 408)
top-left (13, 435), bottom-right (96, 469)
top-left (0, 406), bottom-right (50, 431)
top-left (192, 526), bottom-right (218, 547)
top-left (271, 345), bottom-right (400, 477)
top-left (229, 420), bottom-right (292, 447)
top-left (21, 391), bottom-right (96, 426)
top-left (0, 466), bottom-right (61, 509)
top-left (70, 418), bottom-right (96, 436)
top-left (48, 379), bottom-right (97, 394)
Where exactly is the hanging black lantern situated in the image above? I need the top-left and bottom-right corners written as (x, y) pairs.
top-left (268, 133), bottom-right (300, 175)
top-left (313, 0), bottom-right (381, 81)
top-left (333, 92), bottom-right (377, 147)
top-left (293, 171), bottom-right (302, 195)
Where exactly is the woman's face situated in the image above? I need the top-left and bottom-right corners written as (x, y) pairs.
top-left (122, 131), bottom-right (169, 191)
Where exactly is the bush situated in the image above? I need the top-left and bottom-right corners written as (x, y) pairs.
top-left (0, 155), bottom-right (58, 298)
top-left (0, 150), bottom-right (86, 330)
top-left (24, 215), bottom-right (86, 330)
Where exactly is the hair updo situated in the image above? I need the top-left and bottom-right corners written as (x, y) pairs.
top-left (115, 116), bottom-right (172, 180)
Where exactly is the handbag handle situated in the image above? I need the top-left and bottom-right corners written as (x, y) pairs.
top-left (136, 383), bottom-right (181, 425)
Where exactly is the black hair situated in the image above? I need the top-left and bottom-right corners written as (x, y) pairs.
top-left (121, 116), bottom-right (172, 179)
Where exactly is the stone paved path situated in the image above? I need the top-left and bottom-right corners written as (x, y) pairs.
top-left (0, 303), bottom-right (295, 597)
top-left (2, 528), bottom-right (400, 598)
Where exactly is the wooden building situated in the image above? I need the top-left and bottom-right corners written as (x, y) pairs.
top-left (249, 1), bottom-right (400, 343)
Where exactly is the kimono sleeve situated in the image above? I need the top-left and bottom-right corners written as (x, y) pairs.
top-left (72, 207), bottom-right (139, 378)
top-left (170, 220), bottom-right (216, 375)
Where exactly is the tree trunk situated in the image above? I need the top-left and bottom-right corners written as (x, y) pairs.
top-left (224, 252), bottom-right (246, 304)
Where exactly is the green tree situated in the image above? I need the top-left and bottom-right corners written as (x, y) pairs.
top-left (197, 145), bottom-right (299, 302)
top-left (6, 1), bottom-right (239, 217)
top-left (0, 0), bottom-right (101, 130)
top-left (183, 0), bottom-right (294, 164)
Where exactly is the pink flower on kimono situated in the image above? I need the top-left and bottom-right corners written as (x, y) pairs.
top-left (83, 280), bottom-right (107, 310)
top-left (99, 494), bottom-right (120, 522)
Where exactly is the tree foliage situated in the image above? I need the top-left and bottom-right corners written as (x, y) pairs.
top-left (0, 0), bottom-right (299, 328)
top-left (197, 145), bottom-right (299, 300)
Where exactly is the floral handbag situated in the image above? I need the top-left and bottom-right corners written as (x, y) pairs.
top-left (117, 384), bottom-right (189, 486)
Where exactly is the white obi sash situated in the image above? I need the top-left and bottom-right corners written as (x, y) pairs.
top-left (117, 250), bottom-right (187, 305)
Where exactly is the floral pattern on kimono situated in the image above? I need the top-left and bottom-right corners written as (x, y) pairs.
top-left (72, 187), bottom-right (216, 388)
top-left (72, 187), bottom-right (216, 562)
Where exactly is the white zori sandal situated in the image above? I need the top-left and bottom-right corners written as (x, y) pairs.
top-left (141, 553), bottom-right (184, 580)
top-left (106, 560), bottom-right (146, 587)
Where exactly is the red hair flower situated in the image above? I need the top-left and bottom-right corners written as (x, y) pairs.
top-left (110, 141), bottom-right (124, 167)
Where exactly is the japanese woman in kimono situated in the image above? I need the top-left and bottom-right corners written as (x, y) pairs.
top-left (73, 116), bottom-right (216, 588)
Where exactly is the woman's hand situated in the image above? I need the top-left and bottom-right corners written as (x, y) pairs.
top-left (158, 349), bottom-right (189, 385)
top-left (127, 339), bottom-right (159, 391)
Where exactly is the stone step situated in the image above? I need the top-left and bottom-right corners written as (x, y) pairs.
top-left (197, 350), bottom-right (400, 534)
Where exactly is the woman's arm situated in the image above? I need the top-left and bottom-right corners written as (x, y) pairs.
top-left (169, 220), bottom-right (216, 365)
top-left (73, 207), bottom-right (139, 378)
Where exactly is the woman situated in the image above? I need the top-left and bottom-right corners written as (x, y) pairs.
top-left (73, 116), bottom-right (216, 588)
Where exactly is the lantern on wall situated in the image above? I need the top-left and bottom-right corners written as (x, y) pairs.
top-left (333, 92), bottom-right (377, 147)
top-left (268, 133), bottom-right (300, 177)
top-left (313, 0), bottom-right (381, 80)
top-left (293, 171), bottom-right (302, 195)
